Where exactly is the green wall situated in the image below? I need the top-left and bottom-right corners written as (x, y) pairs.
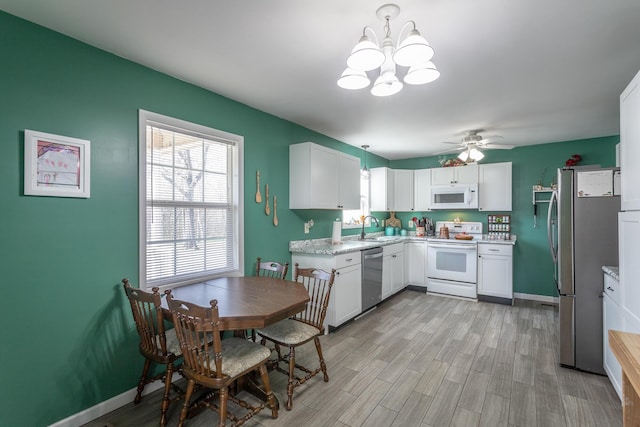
top-left (0, 10), bottom-right (618, 426)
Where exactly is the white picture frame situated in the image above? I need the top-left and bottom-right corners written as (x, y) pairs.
top-left (24, 129), bottom-right (91, 198)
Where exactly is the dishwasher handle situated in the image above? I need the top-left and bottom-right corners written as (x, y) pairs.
top-left (362, 251), bottom-right (383, 260)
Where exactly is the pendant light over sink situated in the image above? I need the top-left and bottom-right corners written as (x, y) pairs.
top-left (337, 4), bottom-right (439, 97)
top-left (361, 144), bottom-right (370, 177)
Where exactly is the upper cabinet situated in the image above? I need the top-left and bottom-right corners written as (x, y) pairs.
top-left (479, 162), bottom-right (513, 211)
top-left (431, 164), bottom-right (478, 185)
top-left (289, 142), bottom-right (360, 209)
top-left (621, 70), bottom-right (640, 211)
top-left (371, 168), bottom-right (414, 212)
top-left (414, 169), bottom-right (432, 211)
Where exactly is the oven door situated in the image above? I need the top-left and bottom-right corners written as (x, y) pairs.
top-left (427, 242), bottom-right (477, 283)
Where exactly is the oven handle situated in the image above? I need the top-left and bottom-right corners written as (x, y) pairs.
top-left (427, 243), bottom-right (476, 250)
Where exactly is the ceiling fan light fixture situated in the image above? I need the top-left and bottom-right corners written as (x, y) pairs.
top-left (404, 61), bottom-right (440, 85)
top-left (458, 150), bottom-right (469, 162)
top-left (392, 25), bottom-right (434, 67)
top-left (470, 147), bottom-right (484, 161)
top-left (346, 31), bottom-right (385, 71)
top-left (337, 67), bottom-right (371, 89)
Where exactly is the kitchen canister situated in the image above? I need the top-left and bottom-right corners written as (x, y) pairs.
top-left (416, 226), bottom-right (425, 237)
top-left (385, 226), bottom-right (395, 236)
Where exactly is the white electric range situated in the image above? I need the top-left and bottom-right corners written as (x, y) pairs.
top-left (426, 221), bottom-right (483, 299)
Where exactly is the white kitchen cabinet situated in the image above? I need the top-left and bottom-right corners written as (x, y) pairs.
top-left (414, 169), bottom-right (432, 211)
top-left (370, 167), bottom-right (414, 212)
top-left (393, 169), bottom-right (415, 212)
top-left (289, 142), bottom-right (360, 209)
top-left (603, 272), bottom-right (623, 400)
top-left (404, 240), bottom-right (426, 289)
top-left (291, 251), bottom-right (362, 332)
top-left (431, 164), bottom-right (478, 185)
top-left (620, 70), bottom-right (640, 211)
top-left (370, 167), bottom-right (394, 212)
top-left (479, 162), bottom-right (512, 211)
top-left (477, 243), bottom-right (513, 303)
top-left (382, 243), bottom-right (405, 298)
top-left (619, 211), bottom-right (640, 323)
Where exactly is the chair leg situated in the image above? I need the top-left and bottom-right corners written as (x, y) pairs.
top-left (177, 379), bottom-right (196, 427)
top-left (314, 336), bottom-right (329, 382)
top-left (218, 386), bottom-right (228, 427)
top-left (159, 362), bottom-right (173, 426)
top-left (258, 363), bottom-right (278, 419)
top-left (134, 358), bottom-right (152, 404)
top-left (286, 346), bottom-right (296, 410)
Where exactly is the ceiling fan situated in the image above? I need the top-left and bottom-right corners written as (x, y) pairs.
top-left (435, 130), bottom-right (515, 162)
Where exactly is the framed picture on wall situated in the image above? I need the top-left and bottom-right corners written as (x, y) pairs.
top-left (24, 129), bottom-right (91, 198)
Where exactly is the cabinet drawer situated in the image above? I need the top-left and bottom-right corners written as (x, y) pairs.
top-left (383, 243), bottom-right (404, 256)
top-left (604, 273), bottom-right (621, 306)
top-left (335, 252), bottom-right (361, 269)
top-left (478, 244), bottom-right (513, 256)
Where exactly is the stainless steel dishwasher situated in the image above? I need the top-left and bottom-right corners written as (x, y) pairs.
top-left (361, 247), bottom-right (383, 312)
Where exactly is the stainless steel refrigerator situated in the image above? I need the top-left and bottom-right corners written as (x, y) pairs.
top-left (547, 167), bottom-right (620, 374)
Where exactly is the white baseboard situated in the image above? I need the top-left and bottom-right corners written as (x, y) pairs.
top-left (513, 292), bottom-right (558, 304)
top-left (48, 375), bottom-right (174, 427)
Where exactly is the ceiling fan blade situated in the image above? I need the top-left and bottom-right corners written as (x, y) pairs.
top-left (433, 147), bottom-right (465, 155)
top-left (441, 141), bottom-right (462, 145)
top-left (478, 135), bottom-right (504, 144)
top-left (483, 143), bottom-right (515, 150)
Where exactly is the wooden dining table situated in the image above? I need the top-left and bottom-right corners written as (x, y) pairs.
top-left (161, 275), bottom-right (310, 330)
top-left (161, 275), bottom-right (310, 413)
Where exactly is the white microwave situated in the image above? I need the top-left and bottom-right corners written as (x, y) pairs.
top-left (430, 183), bottom-right (478, 209)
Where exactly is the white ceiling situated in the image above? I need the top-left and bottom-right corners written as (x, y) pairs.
top-left (2, 0), bottom-right (640, 160)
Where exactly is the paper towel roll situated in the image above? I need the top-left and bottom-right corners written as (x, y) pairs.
top-left (331, 220), bottom-right (342, 244)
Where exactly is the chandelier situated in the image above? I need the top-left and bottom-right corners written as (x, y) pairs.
top-left (337, 4), bottom-right (439, 97)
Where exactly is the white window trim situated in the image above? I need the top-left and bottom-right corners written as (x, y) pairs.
top-left (138, 110), bottom-right (244, 290)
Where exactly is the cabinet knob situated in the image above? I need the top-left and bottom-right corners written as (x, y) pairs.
top-left (607, 286), bottom-right (614, 291)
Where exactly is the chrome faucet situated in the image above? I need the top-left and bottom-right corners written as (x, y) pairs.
top-left (360, 215), bottom-right (380, 240)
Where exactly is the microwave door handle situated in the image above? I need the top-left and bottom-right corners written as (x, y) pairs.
top-left (547, 191), bottom-right (558, 263)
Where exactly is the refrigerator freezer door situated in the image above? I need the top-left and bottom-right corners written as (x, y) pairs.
top-left (557, 169), bottom-right (575, 296)
top-left (559, 295), bottom-right (575, 368)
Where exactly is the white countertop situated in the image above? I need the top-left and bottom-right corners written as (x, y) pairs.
top-left (602, 265), bottom-right (619, 281)
top-left (290, 234), bottom-right (517, 255)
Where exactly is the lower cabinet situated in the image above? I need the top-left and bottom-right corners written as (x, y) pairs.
top-left (292, 252), bottom-right (362, 332)
top-left (603, 272), bottom-right (623, 400)
top-left (477, 243), bottom-right (513, 304)
top-left (383, 243), bottom-right (405, 299)
top-left (405, 240), bottom-right (426, 289)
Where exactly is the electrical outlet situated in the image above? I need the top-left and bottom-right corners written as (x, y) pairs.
top-left (304, 222), bottom-right (310, 233)
top-left (408, 220), bottom-right (414, 229)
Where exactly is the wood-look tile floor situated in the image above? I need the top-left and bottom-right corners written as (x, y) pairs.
top-left (83, 291), bottom-right (622, 427)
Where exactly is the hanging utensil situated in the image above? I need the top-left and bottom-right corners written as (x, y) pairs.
top-left (534, 203), bottom-right (538, 227)
top-left (255, 170), bottom-right (262, 203)
top-left (273, 195), bottom-right (278, 226)
top-left (265, 184), bottom-right (270, 215)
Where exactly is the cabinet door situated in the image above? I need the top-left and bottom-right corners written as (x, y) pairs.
top-left (338, 153), bottom-right (361, 209)
top-left (479, 162), bottom-right (512, 211)
top-left (455, 164), bottom-right (479, 184)
top-left (603, 293), bottom-right (623, 400)
top-left (431, 167), bottom-right (455, 185)
top-left (621, 70), bottom-right (640, 211)
top-left (405, 241), bottom-right (426, 286)
top-left (370, 167), bottom-right (393, 211)
top-left (393, 169), bottom-right (415, 212)
top-left (331, 263), bottom-right (362, 326)
top-left (620, 211), bottom-right (640, 322)
top-left (477, 249), bottom-right (512, 299)
top-left (309, 144), bottom-right (340, 209)
top-left (414, 169), bottom-right (432, 211)
top-left (391, 251), bottom-right (405, 293)
top-left (382, 254), bottom-right (393, 299)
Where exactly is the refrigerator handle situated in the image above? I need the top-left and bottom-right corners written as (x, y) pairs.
top-left (547, 190), bottom-right (558, 263)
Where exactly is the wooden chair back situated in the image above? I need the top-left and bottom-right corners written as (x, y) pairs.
top-left (165, 293), bottom-right (226, 387)
top-left (256, 257), bottom-right (289, 279)
top-left (123, 279), bottom-right (171, 359)
top-left (292, 264), bottom-right (336, 332)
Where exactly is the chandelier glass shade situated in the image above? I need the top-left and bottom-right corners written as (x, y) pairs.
top-left (337, 4), bottom-right (438, 96)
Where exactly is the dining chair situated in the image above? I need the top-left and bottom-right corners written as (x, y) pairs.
top-left (166, 292), bottom-right (278, 427)
top-left (255, 264), bottom-right (336, 410)
top-left (255, 257), bottom-right (289, 279)
top-left (122, 278), bottom-right (183, 426)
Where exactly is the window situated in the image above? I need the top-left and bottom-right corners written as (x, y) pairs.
top-left (139, 110), bottom-right (243, 290)
top-left (342, 171), bottom-right (371, 228)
